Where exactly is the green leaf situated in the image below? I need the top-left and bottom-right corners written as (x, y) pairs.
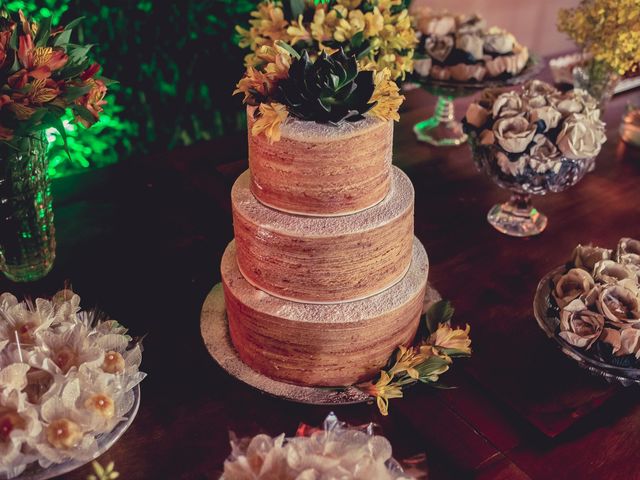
top-left (34, 16), bottom-right (52, 47)
top-left (9, 24), bottom-right (17, 50)
top-left (414, 355), bottom-right (450, 380)
top-left (63, 85), bottom-right (92, 101)
top-left (356, 44), bottom-right (373, 60)
top-left (53, 29), bottom-right (72, 47)
top-left (274, 40), bottom-right (300, 60)
top-left (66, 44), bottom-right (94, 67)
top-left (64, 17), bottom-right (85, 31)
top-left (440, 347), bottom-right (471, 358)
top-left (425, 300), bottom-right (455, 334)
top-left (351, 31), bottom-right (364, 48)
top-left (49, 115), bottom-right (72, 160)
top-left (98, 76), bottom-right (120, 87)
top-left (8, 53), bottom-right (21, 75)
top-left (283, 0), bottom-right (306, 21)
top-left (73, 104), bottom-right (96, 125)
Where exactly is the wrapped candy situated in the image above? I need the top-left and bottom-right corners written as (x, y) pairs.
top-left (221, 413), bottom-right (424, 480)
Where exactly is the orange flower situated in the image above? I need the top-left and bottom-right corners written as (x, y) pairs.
top-left (27, 78), bottom-right (61, 105)
top-left (75, 79), bottom-right (108, 127)
top-left (80, 63), bottom-right (101, 81)
top-left (233, 66), bottom-right (273, 104)
top-left (7, 103), bottom-right (35, 120)
top-left (0, 24), bottom-right (15, 70)
top-left (14, 32), bottom-right (68, 84)
top-left (0, 126), bottom-right (14, 141)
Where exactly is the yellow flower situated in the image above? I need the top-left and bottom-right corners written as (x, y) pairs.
top-left (388, 345), bottom-right (433, 379)
top-left (364, 8), bottom-right (384, 37)
top-left (375, 0), bottom-right (403, 14)
top-left (310, 8), bottom-right (332, 42)
top-left (428, 324), bottom-right (472, 355)
top-left (368, 68), bottom-right (404, 121)
top-left (361, 371), bottom-right (403, 416)
top-left (336, 0), bottom-right (362, 8)
top-left (251, 1), bottom-right (289, 41)
top-left (235, 25), bottom-right (255, 50)
top-left (233, 66), bottom-right (272, 104)
top-left (251, 102), bottom-right (289, 143)
top-left (334, 11), bottom-right (366, 42)
top-left (255, 44), bottom-right (292, 81)
top-left (287, 15), bottom-right (311, 44)
top-left (558, 0), bottom-right (640, 75)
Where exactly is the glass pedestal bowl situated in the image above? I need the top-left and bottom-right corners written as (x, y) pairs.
top-left (534, 267), bottom-right (640, 386)
top-left (411, 57), bottom-right (542, 147)
top-left (470, 140), bottom-right (595, 237)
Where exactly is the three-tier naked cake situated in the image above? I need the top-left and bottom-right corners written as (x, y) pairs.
top-left (216, 45), bottom-right (429, 388)
top-left (221, 115), bottom-right (429, 387)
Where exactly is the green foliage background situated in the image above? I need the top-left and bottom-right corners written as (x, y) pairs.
top-left (5, 0), bottom-right (254, 177)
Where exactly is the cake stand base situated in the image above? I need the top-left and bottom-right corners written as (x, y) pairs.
top-left (413, 96), bottom-right (468, 147)
top-left (487, 193), bottom-right (548, 237)
top-left (200, 282), bottom-right (441, 405)
top-left (413, 119), bottom-right (468, 147)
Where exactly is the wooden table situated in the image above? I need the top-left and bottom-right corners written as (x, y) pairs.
top-left (2, 70), bottom-right (640, 480)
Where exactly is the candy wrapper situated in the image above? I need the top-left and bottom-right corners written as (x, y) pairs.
top-left (221, 413), bottom-right (427, 480)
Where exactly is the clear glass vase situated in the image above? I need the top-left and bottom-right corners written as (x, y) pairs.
top-left (573, 58), bottom-right (619, 112)
top-left (0, 133), bottom-right (56, 282)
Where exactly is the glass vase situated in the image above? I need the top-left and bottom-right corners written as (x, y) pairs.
top-left (573, 58), bottom-right (619, 112)
top-left (0, 133), bottom-right (56, 282)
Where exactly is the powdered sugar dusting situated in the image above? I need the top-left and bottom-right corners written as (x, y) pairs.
top-left (232, 167), bottom-right (413, 236)
top-left (280, 115), bottom-right (389, 143)
top-left (221, 238), bottom-right (429, 324)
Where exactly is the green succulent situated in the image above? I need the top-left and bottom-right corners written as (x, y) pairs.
top-left (278, 49), bottom-right (376, 124)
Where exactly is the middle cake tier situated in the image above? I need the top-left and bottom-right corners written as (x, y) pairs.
top-left (232, 166), bottom-right (414, 304)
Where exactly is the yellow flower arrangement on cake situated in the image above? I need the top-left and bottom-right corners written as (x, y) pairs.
top-left (233, 42), bottom-right (404, 143)
top-left (235, 0), bottom-right (417, 81)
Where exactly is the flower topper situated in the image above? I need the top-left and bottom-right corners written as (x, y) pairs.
top-left (0, 10), bottom-right (113, 149)
top-left (358, 300), bottom-right (472, 416)
top-left (235, 0), bottom-right (417, 82)
top-left (234, 42), bottom-right (404, 142)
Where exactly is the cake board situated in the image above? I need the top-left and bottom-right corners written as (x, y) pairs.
top-left (200, 282), bottom-right (442, 406)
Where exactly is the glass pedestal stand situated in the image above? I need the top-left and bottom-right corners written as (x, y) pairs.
top-left (487, 192), bottom-right (548, 237)
top-left (413, 96), bottom-right (467, 146)
top-left (410, 56), bottom-right (542, 148)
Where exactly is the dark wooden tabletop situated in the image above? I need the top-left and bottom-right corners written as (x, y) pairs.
top-left (2, 66), bottom-right (640, 480)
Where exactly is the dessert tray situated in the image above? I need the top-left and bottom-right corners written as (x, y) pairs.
top-left (11, 386), bottom-right (140, 480)
top-left (414, 55), bottom-right (543, 98)
top-left (533, 239), bottom-right (640, 387)
top-left (411, 56), bottom-right (542, 146)
top-left (534, 268), bottom-right (640, 386)
top-left (200, 283), bottom-right (442, 405)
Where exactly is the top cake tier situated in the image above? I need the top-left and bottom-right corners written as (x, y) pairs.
top-left (248, 107), bottom-right (393, 216)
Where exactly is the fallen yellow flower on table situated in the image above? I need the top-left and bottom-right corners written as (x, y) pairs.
top-left (429, 323), bottom-right (472, 356)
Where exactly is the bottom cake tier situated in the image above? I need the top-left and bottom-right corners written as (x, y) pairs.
top-left (221, 237), bottom-right (429, 387)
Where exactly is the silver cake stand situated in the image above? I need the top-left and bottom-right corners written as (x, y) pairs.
top-left (200, 283), bottom-right (442, 405)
